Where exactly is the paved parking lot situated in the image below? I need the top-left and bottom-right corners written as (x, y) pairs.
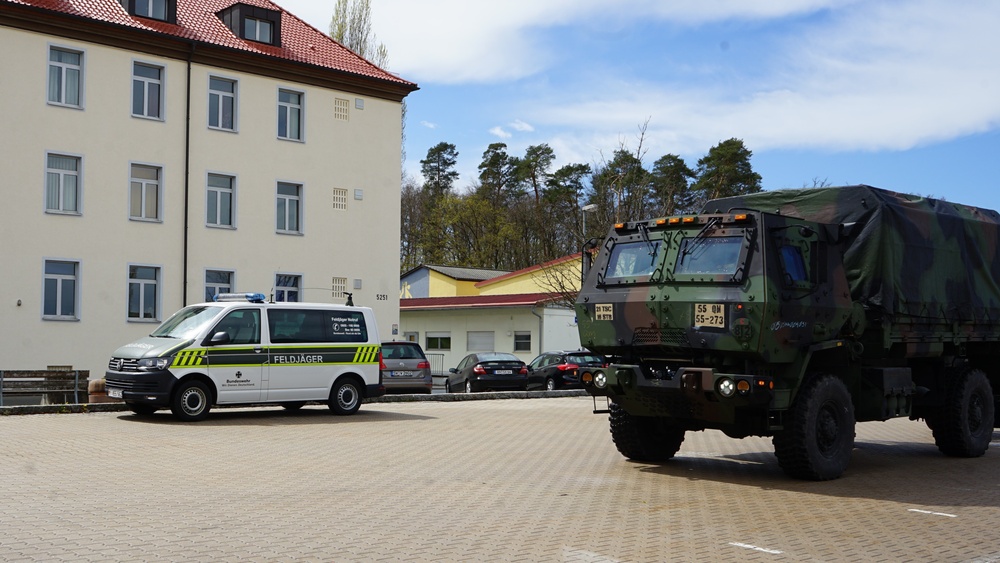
top-left (2, 395), bottom-right (1000, 562)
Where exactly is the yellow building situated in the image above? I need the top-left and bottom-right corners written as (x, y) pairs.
top-left (399, 254), bottom-right (584, 372)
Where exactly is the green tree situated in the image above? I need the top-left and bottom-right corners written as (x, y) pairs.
top-left (329, 0), bottom-right (388, 67)
top-left (650, 154), bottom-right (697, 216)
top-left (692, 138), bottom-right (762, 201)
top-left (420, 142), bottom-right (460, 195)
top-left (518, 144), bottom-right (555, 204)
top-left (476, 143), bottom-right (524, 206)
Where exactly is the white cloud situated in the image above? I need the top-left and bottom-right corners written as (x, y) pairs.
top-left (509, 119), bottom-right (535, 132)
top-left (489, 127), bottom-right (512, 139)
top-left (420, 120), bottom-right (438, 129)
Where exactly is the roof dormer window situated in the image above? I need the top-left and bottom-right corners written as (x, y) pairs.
top-left (120, 0), bottom-right (176, 23)
top-left (218, 4), bottom-right (282, 46)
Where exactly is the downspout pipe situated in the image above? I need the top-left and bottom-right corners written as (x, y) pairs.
top-left (182, 44), bottom-right (193, 304)
top-left (531, 305), bottom-right (544, 355)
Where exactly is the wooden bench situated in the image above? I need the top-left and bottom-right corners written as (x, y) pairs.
top-left (0, 370), bottom-right (90, 406)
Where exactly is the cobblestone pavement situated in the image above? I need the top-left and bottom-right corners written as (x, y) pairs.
top-left (2, 396), bottom-right (999, 562)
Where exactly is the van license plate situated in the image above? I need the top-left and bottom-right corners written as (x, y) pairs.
top-left (107, 388), bottom-right (123, 399)
top-left (494, 370), bottom-right (513, 375)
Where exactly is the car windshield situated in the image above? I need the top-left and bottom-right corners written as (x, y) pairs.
top-left (150, 305), bottom-right (224, 339)
top-left (675, 236), bottom-right (743, 275)
top-left (605, 240), bottom-right (661, 279)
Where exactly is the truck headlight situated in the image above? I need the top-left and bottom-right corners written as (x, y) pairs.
top-left (137, 357), bottom-right (170, 371)
top-left (594, 371), bottom-right (607, 389)
top-left (717, 377), bottom-right (736, 397)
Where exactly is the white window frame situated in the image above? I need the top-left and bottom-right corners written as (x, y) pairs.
top-left (128, 162), bottom-right (162, 222)
top-left (276, 181), bottom-right (302, 234)
top-left (244, 16), bottom-right (273, 43)
top-left (42, 259), bottom-right (80, 320)
top-left (426, 332), bottom-right (451, 351)
top-left (205, 269), bottom-right (235, 302)
top-left (274, 273), bottom-right (301, 302)
top-left (514, 331), bottom-right (532, 352)
top-left (208, 75), bottom-right (238, 131)
top-left (206, 172), bottom-right (236, 228)
top-left (47, 45), bottom-right (84, 109)
top-left (131, 60), bottom-right (164, 120)
top-left (277, 88), bottom-right (304, 141)
top-left (127, 264), bottom-right (161, 321)
top-left (44, 152), bottom-right (82, 215)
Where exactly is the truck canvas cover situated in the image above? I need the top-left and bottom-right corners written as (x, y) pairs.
top-left (703, 185), bottom-right (1000, 324)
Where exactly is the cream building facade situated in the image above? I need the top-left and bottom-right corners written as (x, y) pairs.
top-left (0, 0), bottom-right (416, 378)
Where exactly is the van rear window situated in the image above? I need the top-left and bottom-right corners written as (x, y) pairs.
top-left (267, 309), bottom-right (368, 343)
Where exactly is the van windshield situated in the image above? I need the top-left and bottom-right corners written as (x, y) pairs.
top-left (151, 306), bottom-right (224, 339)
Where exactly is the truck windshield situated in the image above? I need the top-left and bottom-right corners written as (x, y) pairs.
top-left (150, 305), bottom-right (224, 339)
top-left (675, 236), bottom-right (743, 275)
top-left (606, 240), bottom-right (661, 279)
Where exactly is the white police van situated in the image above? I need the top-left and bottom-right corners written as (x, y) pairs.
top-left (105, 293), bottom-right (384, 421)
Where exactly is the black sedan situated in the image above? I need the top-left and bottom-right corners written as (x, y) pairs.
top-left (526, 350), bottom-right (607, 391)
top-left (447, 352), bottom-right (528, 393)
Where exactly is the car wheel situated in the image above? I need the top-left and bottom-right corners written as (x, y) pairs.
top-left (126, 403), bottom-right (157, 416)
top-left (170, 380), bottom-right (211, 422)
top-left (465, 379), bottom-right (474, 393)
top-left (545, 378), bottom-right (557, 391)
top-left (328, 378), bottom-right (362, 415)
top-left (445, 380), bottom-right (452, 393)
top-left (282, 402), bottom-right (306, 411)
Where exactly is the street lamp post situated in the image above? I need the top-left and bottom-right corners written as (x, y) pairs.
top-left (581, 204), bottom-right (598, 243)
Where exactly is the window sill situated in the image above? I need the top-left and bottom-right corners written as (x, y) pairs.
top-left (207, 223), bottom-right (236, 230)
top-left (42, 316), bottom-right (80, 322)
top-left (277, 136), bottom-right (305, 143)
top-left (208, 126), bottom-right (239, 133)
top-left (127, 318), bottom-right (160, 323)
top-left (131, 113), bottom-right (165, 122)
top-left (45, 210), bottom-right (82, 217)
top-left (129, 217), bottom-right (163, 223)
top-left (276, 230), bottom-right (304, 236)
top-left (47, 101), bottom-right (84, 110)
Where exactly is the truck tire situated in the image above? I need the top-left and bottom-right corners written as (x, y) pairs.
top-left (773, 374), bottom-right (855, 481)
top-left (609, 402), bottom-right (685, 462)
top-left (170, 380), bottom-right (212, 422)
top-left (932, 368), bottom-right (994, 457)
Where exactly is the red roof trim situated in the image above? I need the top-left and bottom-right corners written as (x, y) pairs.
top-left (474, 253), bottom-right (581, 288)
top-left (400, 293), bottom-right (562, 310)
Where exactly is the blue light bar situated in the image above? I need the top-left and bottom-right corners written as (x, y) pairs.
top-left (214, 293), bottom-right (267, 303)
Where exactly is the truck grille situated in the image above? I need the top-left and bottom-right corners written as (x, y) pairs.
top-left (632, 328), bottom-right (688, 347)
top-left (108, 358), bottom-right (138, 372)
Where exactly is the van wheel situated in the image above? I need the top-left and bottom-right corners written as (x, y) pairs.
top-left (282, 402), bottom-right (306, 411)
top-left (329, 378), bottom-right (361, 415)
top-left (773, 374), bottom-right (854, 481)
top-left (127, 403), bottom-right (157, 416)
top-left (171, 380), bottom-right (211, 422)
top-left (932, 368), bottom-right (994, 457)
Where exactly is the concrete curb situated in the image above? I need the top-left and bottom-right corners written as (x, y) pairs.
top-left (0, 389), bottom-right (588, 416)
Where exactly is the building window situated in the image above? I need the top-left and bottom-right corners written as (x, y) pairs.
top-left (207, 173), bottom-right (234, 227)
top-left (514, 331), bottom-right (532, 352)
top-left (43, 260), bottom-right (79, 320)
top-left (332, 188), bottom-right (347, 211)
top-left (334, 98), bottom-right (349, 121)
top-left (276, 182), bottom-right (301, 233)
top-left (277, 89), bottom-right (303, 141)
top-left (209, 77), bottom-right (237, 130)
top-left (245, 17), bottom-right (272, 43)
top-left (45, 153), bottom-right (81, 214)
top-left (426, 332), bottom-right (451, 351)
top-left (331, 276), bottom-right (347, 299)
top-left (132, 62), bottom-right (163, 119)
top-left (128, 265), bottom-right (160, 320)
top-left (467, 331), bottom-right (495, 352)
top-left (48, 47), bottom-right (83, 108)
top-left (205, 270), bottom-right (233, 301)
top-left (119, 0), bottom-right (175, 22)
top-left (129, 164), bottom-right (161, 221)
top-left (275, 274), bottom-right (300, 302)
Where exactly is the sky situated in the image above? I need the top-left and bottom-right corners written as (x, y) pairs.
top-left (275, 0), bottom-right (1000, 210)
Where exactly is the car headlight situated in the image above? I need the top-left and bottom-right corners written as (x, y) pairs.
top-left (717, 377), bottom-right (736, 397)
top-left (137, 357), bottom-right (171, 371)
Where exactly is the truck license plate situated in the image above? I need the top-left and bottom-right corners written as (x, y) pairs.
top-left (694, 303), bottom-right (725, 328)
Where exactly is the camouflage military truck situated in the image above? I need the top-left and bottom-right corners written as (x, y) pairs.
top-left (576, 185), bottom-right (998, 480)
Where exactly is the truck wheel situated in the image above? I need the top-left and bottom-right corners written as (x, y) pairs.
top-left (170, 380), bottom-right (212, 422)
top-left (609, 402), bottom-right (685, 462)
top-left (328, 378), bottom-right (361, 415)
top-left (932, 368), bottom-right (994, 457)
top-left (126, 403), bottom-right (157, 416)
top-left (773, 374), bottom-right (855, 481)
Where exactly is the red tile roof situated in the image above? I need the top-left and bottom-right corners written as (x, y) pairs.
top-left (3, 0), bottom-right (415, 88)
top-left (400, 293), bottom-right (563, 310)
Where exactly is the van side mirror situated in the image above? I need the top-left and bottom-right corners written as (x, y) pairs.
top-left (209, 331), bottom-right (232, 345)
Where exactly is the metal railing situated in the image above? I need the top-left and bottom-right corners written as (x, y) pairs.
top-left (0, 370), bottom-right (89, 407)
